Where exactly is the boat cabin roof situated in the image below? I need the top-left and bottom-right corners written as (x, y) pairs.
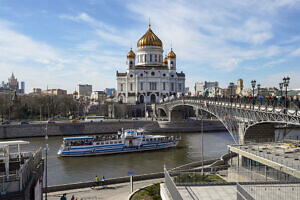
top-left (63, 136), bottom-right (93, 140)
top-left (0, 140), bottom-right (29, 148)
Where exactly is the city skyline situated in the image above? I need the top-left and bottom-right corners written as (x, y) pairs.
top-left (1, 0), bottom-right (300, 93)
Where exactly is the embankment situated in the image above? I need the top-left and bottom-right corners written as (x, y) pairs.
top-left (0, 119), bottom-right (226, 139)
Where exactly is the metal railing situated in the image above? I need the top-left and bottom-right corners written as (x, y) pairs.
top-left (0, 148), bottom-right (43, 193)
top-left (237, 182), bottom-right (300, 200)
top-left (159, 96), bottom-right (300, 114)
top-left (164, 168), bottom-right (183, 200)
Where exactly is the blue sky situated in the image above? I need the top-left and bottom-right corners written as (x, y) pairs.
top-left (1, 0), bottom-right (300, 93)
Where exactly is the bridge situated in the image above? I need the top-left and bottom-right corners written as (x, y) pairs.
top-left (155, 96), bottom-right (300, 144)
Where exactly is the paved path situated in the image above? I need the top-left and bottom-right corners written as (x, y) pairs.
top-left (45, 178), bottom-right (164, 200)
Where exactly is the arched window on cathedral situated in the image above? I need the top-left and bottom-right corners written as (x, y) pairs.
top-left (150, 54), bottom-right (152, 62)
top-left (155, 55), bottom-right (157, 62)
top-left (171, 61), bottom-right (174, 66)
top-left (144, 54), bottom-right (147, 62)
top-left (159, 55), bottom-right (162, 62)
top-left (130, 61), bottom-right (133, 68)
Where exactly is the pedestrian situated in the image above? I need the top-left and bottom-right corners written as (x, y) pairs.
top-left (71, 195), bottom-right (75, 200)
top-left (101, 175), bottom-right (105, 188)
top-left (94, 175), bottom-right (100, 188)
top-left (60, 193), bottom-right (67, 200)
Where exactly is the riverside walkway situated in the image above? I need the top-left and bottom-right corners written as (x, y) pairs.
top-left (45, 178), bottom-right (163, 200)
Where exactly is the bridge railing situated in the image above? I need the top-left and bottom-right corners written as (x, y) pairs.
top-left (160, 95), bottom-right (300, 115)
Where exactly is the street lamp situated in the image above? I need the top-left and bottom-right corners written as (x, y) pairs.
top-left (251, 80), bottom-right (256, 105)
top-left (44, 144), bottom-right (49, 200)
top-left (229, 82), bottom-right (234, 100)
top-left (283, 76), bottom-right (290, 111)
top-left (279, 82), bottom-right (283, 97)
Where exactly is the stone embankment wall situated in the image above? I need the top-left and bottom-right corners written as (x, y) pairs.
top-left (0, 120), bottom-right (226, 139)
top-left (156, 119), bottom-right (226, 133)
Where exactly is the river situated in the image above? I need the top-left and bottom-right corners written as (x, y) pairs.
top-left (8, 129), bottom-right (300, 186)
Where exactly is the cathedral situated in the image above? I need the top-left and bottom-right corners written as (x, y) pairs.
top-left (116, 25), bottom-right (185, 104)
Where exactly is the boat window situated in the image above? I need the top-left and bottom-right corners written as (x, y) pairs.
top-left (101, 142), bottom-right (104, 145)
top-left (114, 141), bottom-right (117, 144)
top-left (142, 139), bottom-right (145, 141)
top-left (118, 141), bottom-right (122, 144)
top-left (110, 141), bottom-right (113, 144)
top-left (105, 141), bottom-right (109, 144)
top-left (96, 142), bottom-right (100, 145)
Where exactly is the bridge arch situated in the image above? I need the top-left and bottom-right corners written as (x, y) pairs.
top-left (244, 121), bottom-right (300, 143)
top-left (162, 103), bottom-right (239, 144)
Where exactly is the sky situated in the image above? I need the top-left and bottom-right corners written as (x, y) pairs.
top-left (0, 0), bottom-right (300, 93)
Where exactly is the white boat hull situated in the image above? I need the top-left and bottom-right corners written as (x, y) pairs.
top-left (58, 141), bottom-right (179, 157)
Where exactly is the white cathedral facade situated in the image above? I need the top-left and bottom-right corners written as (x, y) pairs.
top-left (116, 25), bottom-right (185, 104)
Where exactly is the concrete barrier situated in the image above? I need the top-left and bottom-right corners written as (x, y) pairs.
top-left (45, 172), bottom-right (164, 193)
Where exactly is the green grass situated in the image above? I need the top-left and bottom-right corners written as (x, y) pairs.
top-left (131, 183), bottom-right (162, 200)
top-left (174, 174), bottom-right (225, 183)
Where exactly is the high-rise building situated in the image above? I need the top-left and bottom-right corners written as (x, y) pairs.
top-left (7, 73), bottom-right (19, 91)
top-left (20, 81), bottom-right (25, 94)
top-left (76, 84), bottom-right (92, 98)
top-left (116, 25), bottom-right (185, 104)
top-left (236, 79), bottom-right (243, 95)
top-left (1, 81), bottom-right (7, 88)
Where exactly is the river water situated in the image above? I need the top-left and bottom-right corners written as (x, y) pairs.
top-left (10, 131), bottom-right (232, 186)
top-left (8, 129), bottom-right (300, 186)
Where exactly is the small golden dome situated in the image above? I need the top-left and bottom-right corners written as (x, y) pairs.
top-left (127, 48), bottom-right (136, 58)
top-left (73, 91), bottom-right (78, 95)
top-left (163, 56), bottom-right (168, 64)
top-left (168, 48), bottom-right (176, 59)
top-left (137, 26), bottom-right (162, 47)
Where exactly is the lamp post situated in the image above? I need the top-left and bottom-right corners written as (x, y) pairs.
top-left (251, 80), bottom-right (256, 105)
top-left (44, 144), bottom-right (49, 200)
top-left (257, 84), bottom-right (261, 97)
top-left (279, 83), bottom-right (283, 97)
top-left (214, 86), bottom-right (218, 101)
top-left (229, 82), bottom-right (234, 101)
top-left (283, 76), bottom-right (290, 112)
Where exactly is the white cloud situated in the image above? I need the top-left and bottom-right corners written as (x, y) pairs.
top-left (126, 0), bottom-right (281, 72)
top-left (0, 21), bottom-right (120, 92)
top-left (290, 48), bottom-right (300, 57)
top-left (76, 40), bottom-right (99, 51)
top-left (59, 12), bottom-right (115, 32)
top-left (262, 71), bottom-right (300, 89)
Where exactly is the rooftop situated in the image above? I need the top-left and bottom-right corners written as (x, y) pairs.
top-left (228, 141), bottom-right (300, 179)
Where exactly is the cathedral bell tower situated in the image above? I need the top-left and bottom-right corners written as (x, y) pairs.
top-left (126, 48), bottom-right (136, 71)
top-left (167, 48), bottom-right (176, 70)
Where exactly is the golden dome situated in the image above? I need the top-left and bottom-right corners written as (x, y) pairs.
top-left (163, 56), bottom-right (168, 64)
top-left (168, 48), bottom-right (176, 59)
top-left (137, 26), bottom-right (162, 47)
top-left (73, 91), bottom-right (78, 95)
top-left (127, 48), bottom-right (136, 58)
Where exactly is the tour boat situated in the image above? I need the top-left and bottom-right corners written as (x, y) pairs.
top-left (57, 129), bottom-right (180, 157)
